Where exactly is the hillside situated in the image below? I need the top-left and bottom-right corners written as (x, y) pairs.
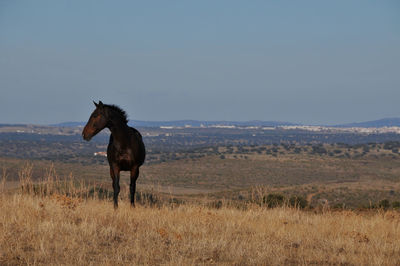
top-left (2, 141), bottom-right (400, 209)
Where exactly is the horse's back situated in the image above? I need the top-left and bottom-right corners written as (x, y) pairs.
top-left (129, 126), bottom-right (143, 139)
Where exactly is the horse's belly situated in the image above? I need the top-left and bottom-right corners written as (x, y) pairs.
top-left (117, 160), bottom-right (131, 171)
top-left (107, 145), bottom-right (141, 170)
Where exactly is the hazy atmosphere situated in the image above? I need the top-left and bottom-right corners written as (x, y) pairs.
top-left (0, 1), bottom-right (399, 125)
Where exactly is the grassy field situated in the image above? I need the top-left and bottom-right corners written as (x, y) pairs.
top-left (1, 191), bottom-right (400, 265)
top-left (1, 155), bottom-right (400, 265)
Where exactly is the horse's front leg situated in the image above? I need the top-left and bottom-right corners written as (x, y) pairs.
top-left (130, 165), bottom-right (139, 207)
top-left (110, 165), bottom-right (120, 209)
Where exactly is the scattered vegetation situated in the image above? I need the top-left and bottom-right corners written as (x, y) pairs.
top-left (3, 129), bottom-right (400, 165)
top-left (2, 137), bottom-right (400, 209)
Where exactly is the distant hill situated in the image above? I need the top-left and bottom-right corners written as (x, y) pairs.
top-left (0, 124), bottom-right (28, 127)
top-left (333, 118), bottom-right (400, 128)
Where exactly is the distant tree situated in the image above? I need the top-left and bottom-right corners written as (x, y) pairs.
top-left (362, 145), bottom-right (370, 153)
top-left (312, 145), bottom-right (327, 155)
top-left (333, 149), bottom-right (342, 154)
top-left (384, 141), bottom-right (400, 150)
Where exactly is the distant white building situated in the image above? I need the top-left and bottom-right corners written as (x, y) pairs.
top-left (94, 151), bottom-right (107, 157)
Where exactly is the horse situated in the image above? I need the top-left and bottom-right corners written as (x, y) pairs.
top-left (82, 101), bottom-right (146, 208)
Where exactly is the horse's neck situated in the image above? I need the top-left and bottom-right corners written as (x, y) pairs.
top-left (107, 119), bottom-right (129, 145)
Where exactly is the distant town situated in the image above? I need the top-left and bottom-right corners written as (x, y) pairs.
top-left (2, 117), bottom-right (400, 135)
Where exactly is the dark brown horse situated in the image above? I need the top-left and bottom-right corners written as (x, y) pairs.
top-left (82, 101), bottom-right (145, 208)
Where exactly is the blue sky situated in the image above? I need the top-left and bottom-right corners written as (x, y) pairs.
top-left (0, 1), bottom-right (399, 125)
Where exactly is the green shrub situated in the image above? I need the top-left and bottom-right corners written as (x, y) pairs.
top-left (378, 199), bottom-right (390, 210)
top-left (88, 187), bottom-right (113, 199)
top-left (332, 203), bottom-right (346, 209)
top-left (208, 200), bottom-right (223, 209)
top-left (136, 191), bottom-right (160, 206)
top-left (263, 193), bottom-right (285, 208)
top-left (288, 196), bottom-right (308, 209)
top-left (392, 201), bottom-right (400, 209)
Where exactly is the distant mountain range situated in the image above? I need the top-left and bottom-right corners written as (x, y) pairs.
top-left (50, 118), bottom-right (400, 128)
top-left (333, 118), bottom-right (400, 128)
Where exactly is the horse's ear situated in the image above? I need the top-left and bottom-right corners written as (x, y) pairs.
top-left (99, 101), bottom-right (104, 107)
top-left (93, 101), bottom-right (98, 107)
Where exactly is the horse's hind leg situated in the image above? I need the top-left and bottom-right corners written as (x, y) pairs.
top-left (110, 165), bottom-right (120, 209)
top-left (130, 165), bottom-right (139, 207)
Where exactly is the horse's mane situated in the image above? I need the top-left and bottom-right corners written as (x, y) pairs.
top-left (105, 104), bottom-right (128, 124)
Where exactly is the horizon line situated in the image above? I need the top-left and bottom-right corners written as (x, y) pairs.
top-left (1, 117), bottom-right (400, 127)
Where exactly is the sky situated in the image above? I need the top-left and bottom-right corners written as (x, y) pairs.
top-left (0, 1), bottom-right (399, 125)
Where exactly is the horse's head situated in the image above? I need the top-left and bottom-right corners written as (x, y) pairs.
top-left (82, 101), bottom-right (108, 141)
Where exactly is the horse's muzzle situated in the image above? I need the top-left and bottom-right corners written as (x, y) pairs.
top-left (82, 132), bottom-right (92, 141)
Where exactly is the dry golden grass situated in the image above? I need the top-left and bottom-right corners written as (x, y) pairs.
top-left (1, 192), bottom-right (400, 265)
top-left (1, 163), bottom-right (400, 265)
